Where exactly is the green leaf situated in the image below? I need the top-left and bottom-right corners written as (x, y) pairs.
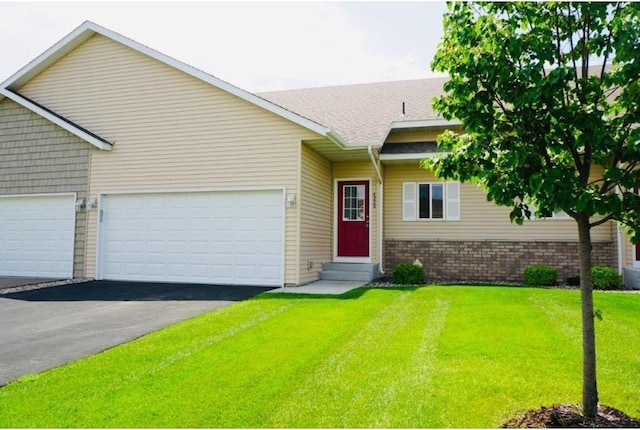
top-left (594, 309), bottom-right (604, 322)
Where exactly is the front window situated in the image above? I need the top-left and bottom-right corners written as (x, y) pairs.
top-left (418, 183), bottom-right (444, 219)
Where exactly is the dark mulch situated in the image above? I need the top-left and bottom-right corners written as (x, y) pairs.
top-left (502, 403), bottom-right (640, 428)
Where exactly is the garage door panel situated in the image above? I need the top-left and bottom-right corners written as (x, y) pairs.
top-left (0, 195), bottom-right (75, 277)
top-left (100, 190), bottom-right (284, 286)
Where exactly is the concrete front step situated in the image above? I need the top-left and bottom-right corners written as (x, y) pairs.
top-left (322, 262), bottom-right (377, 273)
top-left (319, 263), bottom-right (379, 282)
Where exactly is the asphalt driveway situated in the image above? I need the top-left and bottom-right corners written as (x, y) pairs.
top-left (0, 281), bottom-right (272, 386)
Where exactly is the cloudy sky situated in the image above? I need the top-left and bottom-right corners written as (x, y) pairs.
top-left (0, 1), bottom-right (447, 92)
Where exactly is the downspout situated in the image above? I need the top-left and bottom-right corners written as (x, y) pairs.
top-left (617, 223), bottom-right (624, 275)
top-left (368, 145), bottom-right (385, 275)
top-left (615, 185), bottom-right (624, 275)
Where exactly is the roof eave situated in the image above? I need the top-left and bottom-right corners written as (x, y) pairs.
top-left (382, 118), bottom-right (462, 143)
top-left (379, 152), bottom-right (447, 162)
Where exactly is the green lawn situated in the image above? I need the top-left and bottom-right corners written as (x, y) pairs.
top-left (0, 286), bottom-right (639, 428)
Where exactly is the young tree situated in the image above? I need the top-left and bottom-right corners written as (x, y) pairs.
top-left (428, 2), bottom-right (640, 418)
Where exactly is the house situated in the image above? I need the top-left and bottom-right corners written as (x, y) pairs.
top-left (0, 21), bottom-right (635, 287)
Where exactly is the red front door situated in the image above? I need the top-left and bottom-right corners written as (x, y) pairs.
top-left (337, 180), bottom-right (369, 257)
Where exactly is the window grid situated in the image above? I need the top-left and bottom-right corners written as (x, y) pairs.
top-left (343, 185), bottom-right (365, 221)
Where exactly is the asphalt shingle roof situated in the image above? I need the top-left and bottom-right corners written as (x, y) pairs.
top-left (258, 77), bottom-right (449, 144)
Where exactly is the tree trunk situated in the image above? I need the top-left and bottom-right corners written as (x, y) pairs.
top-left (577, 214), bottom-right (598, 418)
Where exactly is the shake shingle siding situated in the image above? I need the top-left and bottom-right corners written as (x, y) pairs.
top-left (0, 98), bottom-right (90, 277)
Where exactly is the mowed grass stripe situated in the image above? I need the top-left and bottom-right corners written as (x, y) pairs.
top-left (590, 293), bottom-right (640, 411)
top-left (423, 287), bottom-right (584, 427)
top-left (371, 297), bottom-right (451, 428)
top-left (527, 291), bottom-right (582, 349)
top-left (266, 290), bottom-right (422, 427)
top-left (147, 290), bottom-right (407, 428)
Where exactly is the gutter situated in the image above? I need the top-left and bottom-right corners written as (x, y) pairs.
top-left (326, 129), bottom-right (349, 150)
top-left (368, 145), bottom-right (385, 275)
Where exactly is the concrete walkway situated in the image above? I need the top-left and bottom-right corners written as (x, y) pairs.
top-left (267, 280), bottom-right (366, 295)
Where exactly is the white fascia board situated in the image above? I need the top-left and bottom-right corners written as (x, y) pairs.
top-left (390, 119), bottom-right (461, 129)
top-left (0, 89), bottom-right (112, 151)
top-left (345, 141), bottom-right (383, 149)
top-left (1, 21), bottom-right (96, 90)
top-left (379, 152), bottom-right (448, 161)
top-left (382, 118), bottom-right (462, 143)
top-left (1, 21), bottom-right (349, 146)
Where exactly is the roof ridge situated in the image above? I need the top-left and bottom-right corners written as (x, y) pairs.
top-left (257, 75), bottom-right (449, 95)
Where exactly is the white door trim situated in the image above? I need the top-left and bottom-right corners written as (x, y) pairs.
top-left (333, 178), bottom-right (372, 263)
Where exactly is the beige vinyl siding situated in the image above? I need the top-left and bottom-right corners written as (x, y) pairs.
top-left (384, 163), bottom-right (614, 242)
top-left (333, 161), bottom-right (380, 262)
top-left (299, 144), bottom-right (332, 284)
top-left (20, 34), bottom-right (322, 285)
top-left (0, 98), bottom-right (90, 277)
top-left (621, 230), bottom-right (635, 268)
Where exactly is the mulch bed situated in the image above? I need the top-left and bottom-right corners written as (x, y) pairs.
top-left (502, 403), bottom-right (640, 428)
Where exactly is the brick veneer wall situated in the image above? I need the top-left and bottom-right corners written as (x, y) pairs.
top-left (384, 240), bottom-right (616, 283)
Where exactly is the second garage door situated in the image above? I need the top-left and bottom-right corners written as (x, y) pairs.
top-left (98, 190), bottom-right (284, 286)
top-left (0, 194), bottom-right (75, 278)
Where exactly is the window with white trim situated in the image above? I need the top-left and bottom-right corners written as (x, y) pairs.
top-left (403, 181), bottom-right (460, 221)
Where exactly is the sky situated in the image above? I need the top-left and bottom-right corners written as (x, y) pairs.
top-left (0, 1), bottom-right (447, 92)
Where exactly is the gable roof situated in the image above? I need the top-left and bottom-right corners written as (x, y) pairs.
top-left (259, 78), bottom-right (459, 144)
top-left (1, 21), bottom-right (349, 148)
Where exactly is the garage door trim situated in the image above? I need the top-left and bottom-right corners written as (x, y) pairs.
top-left (0, 192), bottom-right (76, 278)
top-left (95, 187), bottom-right (286, 286)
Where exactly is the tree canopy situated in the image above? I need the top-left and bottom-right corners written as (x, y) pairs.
top-left (429, 2), bottom-right (640, 238)
top-left (427, 1), bottom-right (640, 418)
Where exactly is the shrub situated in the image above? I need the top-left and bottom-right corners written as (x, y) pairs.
top-left (393, 263), bottom-right (425, 285)
top-left (566, 276), bottom-right (581, 287)
top-left (591, 266), bottom-right (622, 290)
top-left (523, 265), bottom-right (557, 286)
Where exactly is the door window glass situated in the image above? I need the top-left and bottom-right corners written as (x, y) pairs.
top-left (343, 185), bottom-right (365, 221)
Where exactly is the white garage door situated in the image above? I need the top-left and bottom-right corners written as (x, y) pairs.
top-left (0, 194), bottom-right (75, 277)
top-left (99, 190), bottom-right (284, 286)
